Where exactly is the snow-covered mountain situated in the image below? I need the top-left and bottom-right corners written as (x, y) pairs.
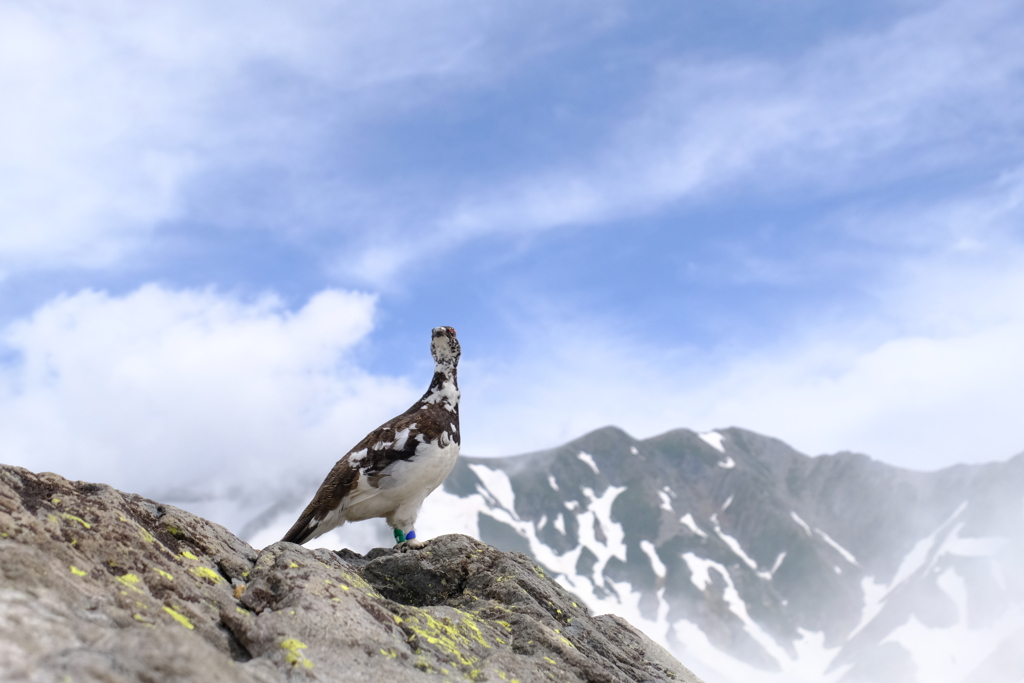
top-left (166, 426), bottom-right (1024, 683)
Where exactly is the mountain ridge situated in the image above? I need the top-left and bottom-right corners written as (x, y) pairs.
top-left (436, 425), bottom-right (1024, 683)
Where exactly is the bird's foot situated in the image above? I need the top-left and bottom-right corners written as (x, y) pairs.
top-left (393, 528), bottom-right (426, 550)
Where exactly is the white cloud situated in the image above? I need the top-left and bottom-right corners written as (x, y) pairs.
top-left (437, 0), bottom-right (1024, 237)
top-left (3, 229), bottom-right (1021, 504)
top-left (464, 292), bottom-right (1024, 469)
top-left (4, 0), bottom-right (1022, 483)
top-left (0, 285), bottom-right (418, 496)
top-left (0, 0), bottom-right (607, 274)
top-left (462, 172), bottom-right (1024, 469)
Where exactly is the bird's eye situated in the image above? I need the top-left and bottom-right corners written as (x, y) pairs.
top-left (449, 327), bottom-right (456, 336)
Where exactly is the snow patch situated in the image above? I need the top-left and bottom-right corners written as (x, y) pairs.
top-left (521, 484), bottom-right (631, 593)
top-left (851, 501), bottom-right (1008, 648)
top-left (881, 582), bottom-right (1024, 683)
top-left (640, 540), bottom-right (666, 579)
top-left (469, 464), bottom-right (519, 520)
top-left (710, 512), bottom-right (768, 578)
top-left (418, 485), bottom-right (483, 540)
top-left (682, 552), bottom-right (719, 591)
top-left (718, 455), bottom-right (736, 469)
top-left (814, 528), bottom-right (860, 566)
top-left (670, 619), bottom-right (846, 683)
top-left (581, 485), bottom-right (627, 564)
top-left (658, 490), bottom-right (674, 513)
top-left (444, 476), bottom-right (627, 597)
top-left (849, 576), bottom-right (889, 640)
top-left (577, 451), bottom-right (600, 474)
top-left (943, 526), bottom-right (1005, 557)
top-left (682, 551), bottom-right (792, 668)
top-left (547, 474), bottom-right (559, 491)
top-left (699, 431), bottom-right (726, 453)
top-left (770, 552), bottom-right (786, 576)
top-left (630, 446), bottom-right (639, 455)
top-left (790, 511), bottom-right (812, 536)
top-left (888, 501), bottom-right (967, 589)
top-left (680, 513), bottom-right (708, 538)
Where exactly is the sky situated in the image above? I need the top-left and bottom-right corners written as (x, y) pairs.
top-left (2, 0), bottom-right (1024, 498)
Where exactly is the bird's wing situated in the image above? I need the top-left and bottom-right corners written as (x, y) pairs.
top-left (359, 404), bottom-right (460, 490)
top-left (280, 411), bottom-right (424, 544)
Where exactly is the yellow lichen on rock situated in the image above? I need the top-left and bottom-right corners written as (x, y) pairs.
top-left (163, 606), bottom-right (194, 630)
top-left (339, 570), bottom-right (380, 594)
top-left (133, 613), bottom-right (155, 627)
top-left (402, 609), bottom-right (491, 668)
top-left (281, 638), bottom-right (314, 669)
top-left (61, 513), bottom-right (91, 529)
top-left (117, 573), bottom-right (143, 593)
top-left (190, 566), bottom-right (225, 584)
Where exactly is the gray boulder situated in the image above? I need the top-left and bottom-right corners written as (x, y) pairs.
top-left (0, 464), bottom-right (703, 683)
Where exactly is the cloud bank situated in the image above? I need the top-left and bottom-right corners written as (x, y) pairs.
top-left (0, 0), bottom-right (610, 276)
top-left (439, 0), bottom-right (1024, 238)
top-left (0, 285), bottom-right (416, 495)
top-left (2, 0), bottom-right (1022, 486)
top-left (462, 170), bottom-right (1024, 467)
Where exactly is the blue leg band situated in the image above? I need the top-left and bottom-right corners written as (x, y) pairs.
top-left (406, 530), bottom-right (416, 540)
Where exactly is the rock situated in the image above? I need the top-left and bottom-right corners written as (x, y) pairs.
top-left (0, 464), bottom-right (703, 683)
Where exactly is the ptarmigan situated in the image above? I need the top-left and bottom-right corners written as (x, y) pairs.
top-left (281, 326), bottom-right (461, 549)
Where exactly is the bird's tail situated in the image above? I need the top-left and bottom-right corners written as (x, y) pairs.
top-left (281, 511), bottom-right (335, 546)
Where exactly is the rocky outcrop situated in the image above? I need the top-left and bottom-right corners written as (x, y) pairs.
top-left (0, 464), bottom-right (702, 683)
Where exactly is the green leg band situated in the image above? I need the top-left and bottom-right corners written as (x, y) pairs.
top-left (393, 528), bottom-right (406, 544)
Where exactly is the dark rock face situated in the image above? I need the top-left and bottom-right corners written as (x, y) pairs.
top-left (0, 464), bottom-right (703, 683)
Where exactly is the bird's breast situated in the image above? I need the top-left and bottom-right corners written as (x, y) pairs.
top-left (383, 436), bottom-right (459, 495)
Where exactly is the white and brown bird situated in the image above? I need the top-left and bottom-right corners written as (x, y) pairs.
top-left (281, 326), bottom-right (461, 549)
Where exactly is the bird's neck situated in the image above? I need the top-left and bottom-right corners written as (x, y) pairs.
top-left (419, 366), bottom-right (459, 410)
top-left (429, 365), bottom-right (458, 391)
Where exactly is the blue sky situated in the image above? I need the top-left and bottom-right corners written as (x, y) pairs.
top-left (2, 0), bottom-right (1023, 495)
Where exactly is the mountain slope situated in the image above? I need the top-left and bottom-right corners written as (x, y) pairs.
top-left (430, 426), bottom-right (1024, 683)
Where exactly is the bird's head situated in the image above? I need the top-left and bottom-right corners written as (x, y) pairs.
top-left (431, 326), bottom-right (460, 370)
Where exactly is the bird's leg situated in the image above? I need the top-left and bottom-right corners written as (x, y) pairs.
top-left (393, 528), bottom-right (426, 550)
